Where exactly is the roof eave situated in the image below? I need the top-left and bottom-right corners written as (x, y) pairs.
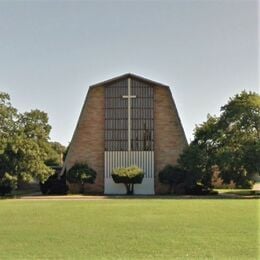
top-left (89, 73), bottom-right (170, 89)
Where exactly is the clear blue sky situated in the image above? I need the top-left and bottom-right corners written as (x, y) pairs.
top-left (0, 0), bottom-right (258, 146)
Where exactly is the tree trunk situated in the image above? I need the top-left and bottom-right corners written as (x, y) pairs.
top-left (130, 183), bottom-right (134, 195)
top-left (124, 183), bottom-right (134, 195)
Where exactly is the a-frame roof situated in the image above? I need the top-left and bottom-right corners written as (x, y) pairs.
top-left (61, 73), bottom-right (186, 176)
top-left (89, 73), bottom-right (170, 88)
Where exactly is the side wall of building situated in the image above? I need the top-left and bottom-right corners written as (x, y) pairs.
top-left (64, 86), bottom-right (105, 193)
top-left (154, 85), bottom-right (187, 194)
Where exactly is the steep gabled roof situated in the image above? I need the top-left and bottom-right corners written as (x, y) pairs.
top-left (61, 73), bottom-right (186, 176)
top-left (89, 73), bottom-right (169, 88)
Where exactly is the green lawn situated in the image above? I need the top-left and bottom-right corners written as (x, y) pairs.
top-left (0, 199), bottom-right (258, 259)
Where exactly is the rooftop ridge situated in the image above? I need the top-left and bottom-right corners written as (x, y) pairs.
top-left (89, 73), bottom-right (170, 88)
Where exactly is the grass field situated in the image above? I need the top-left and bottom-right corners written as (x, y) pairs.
top-left (0, 199), bottom-right (258, 259)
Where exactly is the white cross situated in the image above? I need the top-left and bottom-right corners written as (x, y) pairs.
top-left (122, 78), bottom-right (136, 151)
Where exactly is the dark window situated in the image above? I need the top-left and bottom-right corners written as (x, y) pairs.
top-left (131, 79), bottom-right (154, 151)
top-left (105, 78), bottom-right (154, 151)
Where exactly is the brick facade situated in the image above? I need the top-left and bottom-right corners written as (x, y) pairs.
top-left (154, 86), bottom-right (187, 193)
top-left (64, 74), bottom-right (187, 194)
top-left (64, 85), bottom-right (105, 193)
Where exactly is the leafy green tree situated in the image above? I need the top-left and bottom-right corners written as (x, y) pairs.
top-left (45, 142), bottom-right (66, 166)
top-left (179, 91), bottom-right (260, 188)
top-left (215, 91), bottom-right (260, 187)
top-left (18, 109), bottom-right (51, 142)
top-left (0, 173), bottom-right (17, 196)
top-left (219, 91), bottom-right (260, 139)
top-left (15, 109), bottom-right (55, 183)
top-left (0, 92), bottom-right (19, 193)
top-left (66, 163), bottom-right (96, 194)
top-left (3, 137), bottom-right (53, 184)
top-left (0, 92), bottom-right (55, 193)
top-left (112, 166), bottom-right (144, 195)
top-left (242, 139), bottom-right (260, 177)
top-left (179, 138), bottom-right (213, 188)
top-left (0, 92), bottom-right (18, 153)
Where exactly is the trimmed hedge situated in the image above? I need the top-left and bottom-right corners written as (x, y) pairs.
top-left (112, 166), bottom-right (144, 195)
top-left (66, 163), bottom-right (96, 194)
top-left (112, 166), bottom-right (144, 184)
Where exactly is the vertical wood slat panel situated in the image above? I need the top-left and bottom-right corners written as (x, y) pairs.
top-left (105, 151), bottom-right (154, 179)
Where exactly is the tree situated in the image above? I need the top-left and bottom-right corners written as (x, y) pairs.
top-left (179, 91), bottom-right (260, 188)
top-left (112, 166), bottom-right (144, 195)
top-left (0, 173), bottom-right (17, 196)
top-left (0, 92), bottom-right (55, 194)
top-left (45, 142), bottom-right (66, 166)
top-left (0, 92), bottom-right (17, 153)
top-left (0, 92), bottom-right (19, 194)
top-left (3, 136), bottom-right (53, 184)
top-left (18, 109), bottom-right (51, 142)
top-left (178, 115), bottom-right (219, 188)
top-left (12, 109), bottom-right (54, 184)
top-left (215, 91), bottom-right (260, 187)
top-left (66, 163), bottom-right (96, 194)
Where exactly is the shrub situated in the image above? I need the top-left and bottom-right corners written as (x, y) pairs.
top-left (40, 172), bottom-right (68, 195)
top-left (185, 184), bottom-right (213, 195)
top-left (174, 183), bottom-right (186, 195)
top-left (159, 165), bottom-right (187, 194)
top-left (112, 166), bottom-right (144, 195)
top-left (0, 173), bottom-right (17, 196)
top-left (66, 163), bottom-right (96, 194)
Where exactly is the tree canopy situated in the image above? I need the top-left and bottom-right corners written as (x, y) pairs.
top-left (0, 92), bottom-right (65, 195)
top-left (179, 91), bottom-right (260, 188)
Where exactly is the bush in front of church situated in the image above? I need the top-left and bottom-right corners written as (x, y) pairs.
top-left (159, 165), bottom-right (218, 195)
top-left (66, 163), bottom-right (96, 194)
top-left (40, 172), bottom-right (68, 195)
top-left (159, 165), bottom-right (188, 194)
top-left (112, 166), bottom-right (144, 195)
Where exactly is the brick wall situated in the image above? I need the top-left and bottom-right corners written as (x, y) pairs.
top-left (154, 86), bottom-right (187, 194)
top-left (64, 85), bottom-right (105, 193)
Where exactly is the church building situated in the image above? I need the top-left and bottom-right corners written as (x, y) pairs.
top-left (63, 73), bottom-right (187, 194)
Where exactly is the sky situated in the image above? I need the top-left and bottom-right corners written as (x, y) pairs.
top-left (0, 0), bottom-right (258, 146)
